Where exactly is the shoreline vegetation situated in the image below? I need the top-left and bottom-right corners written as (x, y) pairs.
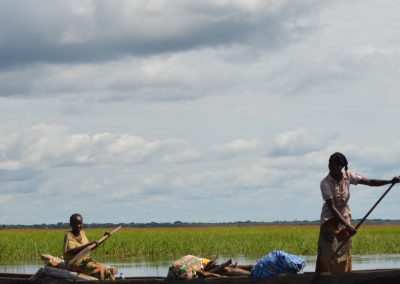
top-left (2, 223), bottom-right (400, 263)
top-left (2, 218), bottom-right (400, 229)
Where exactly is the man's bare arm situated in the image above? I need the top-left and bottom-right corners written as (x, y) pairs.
top-left (325, 198), bottom-right (356, 235)
top-left (358, 176), bottom-right (400, 186)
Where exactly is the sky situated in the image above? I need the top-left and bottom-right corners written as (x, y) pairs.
top-left (1, 0), bottom-right (400, 225)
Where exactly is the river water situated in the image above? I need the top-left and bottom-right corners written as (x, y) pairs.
top-left (1, 255), bottom-right (400, 277)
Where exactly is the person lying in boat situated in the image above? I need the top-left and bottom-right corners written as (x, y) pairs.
top-left (315, 152), bottom-right (400, 273)
top-left (63, 213), bottom-right (116, 280)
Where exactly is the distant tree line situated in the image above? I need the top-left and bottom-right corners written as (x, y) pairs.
top-left (1, 219), bottom-right (400, 229)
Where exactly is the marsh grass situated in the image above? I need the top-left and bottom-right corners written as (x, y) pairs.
top-left (1, 225), bottom-right (400, 262)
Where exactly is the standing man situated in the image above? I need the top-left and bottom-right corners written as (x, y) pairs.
top-left (315, 152), bottom-right (399, 272)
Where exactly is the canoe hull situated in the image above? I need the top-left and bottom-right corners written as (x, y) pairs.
top-left (1, 269), bottom-right (400, 284)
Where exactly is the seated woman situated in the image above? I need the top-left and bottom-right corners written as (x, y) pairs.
top-left (63, 213), bottom-right (116, 280)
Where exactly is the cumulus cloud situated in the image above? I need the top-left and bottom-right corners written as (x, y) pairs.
top-left (136, 158), bottom-right (286, 201)
top-left (326, 144), bottom-right (400, 176)
top-left (0, 51), bottom-right (237, 100)
top-left (90, 141), bottom-right (400, 199)
top-left (0, 0), bottom-right (326, 101)
top-left (268, 140), bottom-right (400, 179)
top-left (3, 0), bottom-right (400, 224)
top-left (270, 128), bottom-right (330, 156)
top-left (211, 138), bottom-right (261, 155)
top-left (162, 138), bottom-right (261, 163)
top-left (0, 0), bottom-right (322, 69)
top-left (0, 123), bottom-right (188, 169)
top-left (2, 0), bottom-right (400, 105)
top-left (0, 124), bottom-right (262, 170)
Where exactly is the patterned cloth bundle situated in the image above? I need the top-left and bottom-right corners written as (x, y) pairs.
top-left (167, 255), bottom-right (211, 279)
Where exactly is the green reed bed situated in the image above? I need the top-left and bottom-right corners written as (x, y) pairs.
top-left (1, 226), bottom-right (400, 263)
top-left (354, 226), bottom-right (400, 254)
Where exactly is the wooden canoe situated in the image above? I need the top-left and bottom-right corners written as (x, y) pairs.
top-left (1, 269), bottom-right (400, 284)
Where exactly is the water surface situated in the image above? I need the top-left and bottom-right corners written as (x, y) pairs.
top-left (1, 255), bottom-right (400, 277)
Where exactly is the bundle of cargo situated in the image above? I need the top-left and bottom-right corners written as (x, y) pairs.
top-left (167, 251), bottom-right (306, 280)
top-left (167, 255), bottom-right (252, 279)
top-left (29, 254), bottom-right (98, 281)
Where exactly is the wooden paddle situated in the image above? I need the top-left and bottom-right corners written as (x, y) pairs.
top-left (68, 226), bottom-right (122, 267)
top-left (332, 182), bottom-right (397, 260)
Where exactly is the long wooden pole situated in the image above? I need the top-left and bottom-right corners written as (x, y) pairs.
top-left (332, 182), bottom-right (396, 259)
top-left (68, 226), bottom-right (122, 267)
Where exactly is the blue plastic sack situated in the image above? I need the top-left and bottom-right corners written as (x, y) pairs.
top-left (251, 250), bottom-right (306, 278)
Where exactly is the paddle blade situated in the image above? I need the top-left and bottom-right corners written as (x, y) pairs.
top-left (67, 244), bottom-right (95, 267)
